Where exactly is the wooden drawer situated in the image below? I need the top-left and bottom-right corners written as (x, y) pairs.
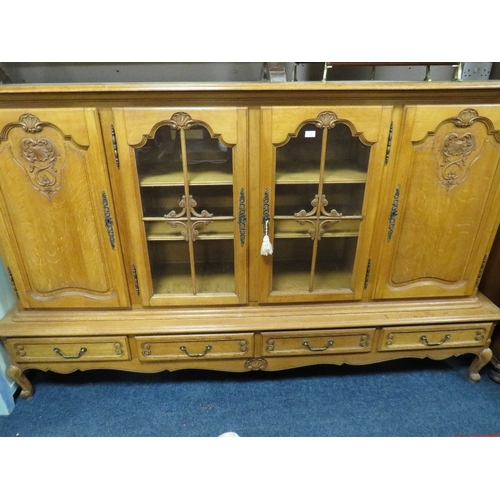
top-left (262, 329), bottom-right (374, 357)
top-left (379, 323), bottom-right (493, 352)
top-left (135, 333), bottom-right (254, 362)
top-left (5, 336), bottom-right (130, 363)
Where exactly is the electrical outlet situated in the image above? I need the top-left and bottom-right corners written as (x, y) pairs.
top-left (461, 62), bottom-right (492, 80)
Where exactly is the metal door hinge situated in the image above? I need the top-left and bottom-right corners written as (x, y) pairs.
top-left (387, 185), bottom-right (401, 242)
top-left (385, 121), bottom-right (393, 165)
top-left (111, 125), bottom-right (120, 169)
top-left (132, 265), bottom-right (140, 296)
top-left (364, 259), bottom-right (372, 289)
top-left (239, 188), bottom-right (246, 246)
top-left (102, 191), bottom-right (116, 250)
top-left (476, 255), bottom-right (488, 286)
top-left (6, 267), bottom-right (19, 299)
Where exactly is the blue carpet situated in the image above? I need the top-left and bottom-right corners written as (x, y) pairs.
top-left (1, 355), bottom-right (499, 437)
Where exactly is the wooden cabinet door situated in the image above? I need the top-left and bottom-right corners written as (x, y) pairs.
top-left (257, 106), bottom-right (393, 304)
top-left (374, 106), bottom-right (500, 300)
top-left (111, 107), bottom-right (248, 307)
top-left (0, 109), bottom-right (130, 309)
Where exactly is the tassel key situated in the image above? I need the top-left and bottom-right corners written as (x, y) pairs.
top-left (261, 220), bottom-right (273, 256)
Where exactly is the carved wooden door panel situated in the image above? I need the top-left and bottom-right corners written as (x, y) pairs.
top-left (0, 109), bottom-right (130, 309)
top-left (257, 105), bottom-right (393, 304)
top-left (111, 107), bottom-right (248, 307)
top-left (374, 106), bottom-right (500, 300)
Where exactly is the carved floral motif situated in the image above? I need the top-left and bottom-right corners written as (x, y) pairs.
top-left (438, 132), bottom-right (476, 191)
top-left (19, 136), bottom-right (61, 199)
top-left (164, 195), bottom-right (214, 242)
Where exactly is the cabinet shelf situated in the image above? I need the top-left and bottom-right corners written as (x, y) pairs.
top-left (276, 166), bottom-right (367, 184)
top-left (152, 266), bottom-right (236, 295)
top-left (139, 168), bottom-right (233, 187)
top-left (272, 268), bottom-right (354, 293)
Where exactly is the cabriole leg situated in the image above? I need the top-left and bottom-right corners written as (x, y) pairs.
top-left (7, 365), bottom-right (33, 399)
top-left (468, 348), bottom-right (493, 382)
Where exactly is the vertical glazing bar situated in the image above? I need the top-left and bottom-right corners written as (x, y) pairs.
top-left (308, 127), bottom-right (328, 292)
top-left (179, 128), bottom-right (197, 295)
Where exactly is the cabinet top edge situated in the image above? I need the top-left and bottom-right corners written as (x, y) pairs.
top-left (1, 80), bottom-right (500, 96)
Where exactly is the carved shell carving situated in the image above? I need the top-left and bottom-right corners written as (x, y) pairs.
top-left (244, 358), bottom-right (268, 371)
top-left (452, 109), bottom-right (479, 128)
top-left (314, 111), bottom-right (338, 129)
top-left (19, 113), bottom-right (45, 133)
top-left (166, 112), bottom-right (197, 130)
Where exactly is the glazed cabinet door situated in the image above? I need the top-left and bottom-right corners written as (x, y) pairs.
top-left (111, 108), bottom-right (248, 306)
top-left (257, 106), bottom-right (393, 303)
top-left (374, 106), bottom-right (500, 299)
top-left (0, 109), bottom-right (130, 308)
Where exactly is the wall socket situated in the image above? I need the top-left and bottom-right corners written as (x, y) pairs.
top-left (461, 62), bottom-right (492, 80)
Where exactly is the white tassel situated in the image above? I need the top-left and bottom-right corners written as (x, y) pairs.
top-left (260, 234), bottom-right (273, 256)
top-left (260, 220), bottom-right (273, 256)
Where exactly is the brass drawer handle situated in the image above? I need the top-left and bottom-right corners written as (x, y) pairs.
top-left (53, 347), bottom-right (88, 359)
top-left (179, 345), bottom-right (212, 357)
top-left (419, 334), bottom-right (451, 347)
top-left (302, 339), bottom-right (334, 352)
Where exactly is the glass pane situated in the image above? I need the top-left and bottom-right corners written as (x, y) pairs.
top-left (140, 186), bottom-right (185, 217)
top-left (272, 238), bottom-right (314, 292)
top-left (322, 184), bottom-right (366, 216)
top-left (148, 240), bottom-right (191, 294)
top-left (189, 185), bottom-right (234, 217)
top-left (184, 125), bottom-right (233, 184)
top-left (320, 219), bottom-right (362, 237)
top-left (147, 235), bottom-right (235, 295)
top-left (135, 125), bottom-right (183, 184)
top-left (274, 219), bottom-right (316, 239)
top-left (194, 238), bottom-right (235, 294)
top-left (271, 234), bottom-right (358, 293)
top-left (314, 237), bottom-right (358, 291)
top-left (275, 184), bottom-right (319, 217)
top-left (145, 220), bottom-right (186, 241)
top-left (185, 125), bottom-right (231, 165)
top-left (324, 123), bottom-right (370, 180)
top-left (276, 123), bottom-right (321, 182)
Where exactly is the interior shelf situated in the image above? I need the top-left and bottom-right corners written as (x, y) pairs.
top-left (139, 168), bottom-right (233, 187)
top-left (272, 267), bottom-right (354, 293)
top-left (276, 166), bottom-right (367, 184)
top-left (151, 265), bottom-right (236, 295)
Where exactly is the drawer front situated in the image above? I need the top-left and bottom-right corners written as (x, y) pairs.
top-left (6, 336), bottom-right (130, 363)
top-left (379, 323), bottom-right (493, 352)
top-left (135, 333), bottom-right (254, 362)
top-left (262, 329), bottom-right (374, 357)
